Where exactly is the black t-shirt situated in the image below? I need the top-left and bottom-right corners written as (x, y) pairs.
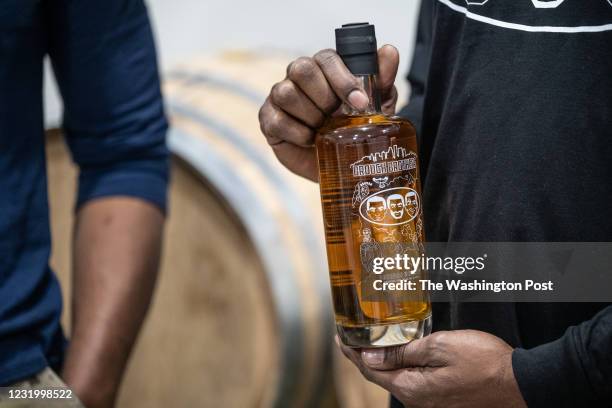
top-left (395, 1), bottom-right (612, 407)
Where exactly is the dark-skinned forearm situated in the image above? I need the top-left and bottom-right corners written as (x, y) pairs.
top-left (61, 197), bottom-right (164, 408)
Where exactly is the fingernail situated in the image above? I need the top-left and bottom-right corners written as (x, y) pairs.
top-left (334, 336), bottom-right (340, 347)
top-left (348, 90), bottom-right (369, 111)
top-left (362, 349), bottom-right (385, 367)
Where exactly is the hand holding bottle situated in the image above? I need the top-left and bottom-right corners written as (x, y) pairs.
top-left (258, 45), bottom-right (400, 182)
top-left (261, 24), bottom-right (430, 348)
top-left (338, 330), bottom-right (527, 408)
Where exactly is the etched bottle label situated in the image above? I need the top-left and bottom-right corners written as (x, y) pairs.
top-left (350, 144), bottom-right (424, 245)
top-left (316, 116), bottom-right (430, 327)
top-left (349, 144), bottom-right (425, 302)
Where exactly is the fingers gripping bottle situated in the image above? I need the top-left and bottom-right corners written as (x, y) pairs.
top-left (316, 23), bottom-right (431, 347)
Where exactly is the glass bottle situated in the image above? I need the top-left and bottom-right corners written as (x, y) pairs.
top-left (316, 23), bottom-right (431, 347)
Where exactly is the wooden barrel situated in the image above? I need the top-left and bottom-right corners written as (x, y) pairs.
top-left (46, 51), bottom-right (389, 408)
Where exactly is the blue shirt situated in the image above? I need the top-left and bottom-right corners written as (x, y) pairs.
top-left (0, 0), bottom-right (168, 385)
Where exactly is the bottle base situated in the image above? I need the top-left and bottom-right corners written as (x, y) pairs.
top-left (337, 315), bottom-right (432, 348)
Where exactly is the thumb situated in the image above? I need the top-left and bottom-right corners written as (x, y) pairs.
top-left (361, 336), bottom-right (432, 371)
top-left (313, 49), bottom-right (370, 112)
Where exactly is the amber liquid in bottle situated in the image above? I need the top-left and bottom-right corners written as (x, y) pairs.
top-left (316, 74), bottom-right (431, 347)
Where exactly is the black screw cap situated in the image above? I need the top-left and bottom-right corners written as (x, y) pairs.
top-left (335, 22), bottom-right (378, 75)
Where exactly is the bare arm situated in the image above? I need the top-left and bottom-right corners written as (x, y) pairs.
top-left (61, 197), bottom-right (164, 407)
top-left (48, 1), bottom-right (168, 403)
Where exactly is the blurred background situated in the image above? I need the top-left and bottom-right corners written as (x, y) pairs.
top-left (44, 0), bottom-right (420, 127)
top-left (45, 1), bottom-right (422, 407)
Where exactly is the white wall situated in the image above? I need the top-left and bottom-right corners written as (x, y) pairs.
top-left (44, 0), bottom-right (421, 127)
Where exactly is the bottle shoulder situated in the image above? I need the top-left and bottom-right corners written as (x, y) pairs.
top-left (316, 113), bottom-right (416, 145)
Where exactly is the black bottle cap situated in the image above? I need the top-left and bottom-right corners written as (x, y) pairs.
top-left (335, 22), bottom-right (378, 75)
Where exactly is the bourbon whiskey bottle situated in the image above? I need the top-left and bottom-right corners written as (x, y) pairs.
top-left (316, 23), bottom-right (431, 347)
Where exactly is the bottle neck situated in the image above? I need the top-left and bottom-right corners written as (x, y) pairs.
top-left (345, 74), bottom-right (382, 115)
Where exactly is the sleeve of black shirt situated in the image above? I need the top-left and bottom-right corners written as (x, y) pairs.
top-left (512, 305), bottom-right (612, 407)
